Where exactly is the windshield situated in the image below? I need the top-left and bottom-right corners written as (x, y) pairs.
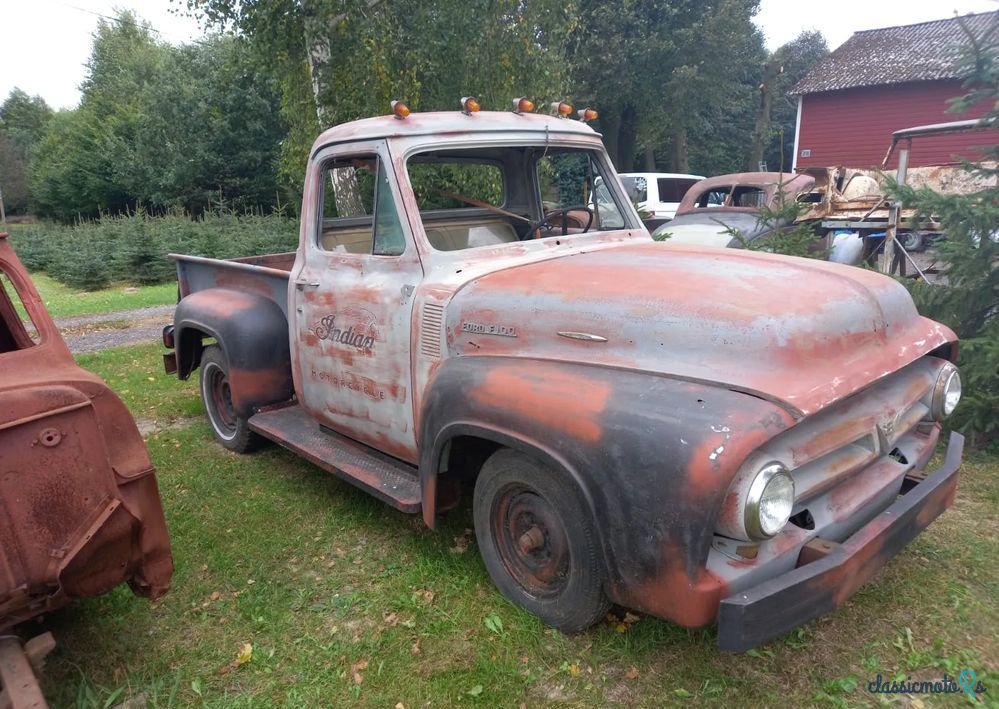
top-left (406, 145), bottom-right (632, 251)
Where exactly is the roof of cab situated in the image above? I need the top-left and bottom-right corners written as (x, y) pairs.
top-left (311, 110), bottom-right (600, 153)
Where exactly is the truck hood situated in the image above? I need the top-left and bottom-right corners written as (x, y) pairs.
top-left (445, 241), bottom-right (954, 417)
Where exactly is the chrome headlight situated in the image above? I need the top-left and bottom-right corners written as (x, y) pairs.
top-left (745, 463), bottom-right (795, 540)
top-left (717, 461), bottom-right (795, 542)
top-left (930, 363), bottom-right (961, 420)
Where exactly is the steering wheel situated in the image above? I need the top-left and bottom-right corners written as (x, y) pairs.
top-left (535, 205), bottom-right (595, 236)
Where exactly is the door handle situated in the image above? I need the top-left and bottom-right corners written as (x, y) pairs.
top-left (295, 279), bottom-right (320, 289)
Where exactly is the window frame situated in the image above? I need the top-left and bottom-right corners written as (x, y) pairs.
top-left (313, 150), bottom-right (409, 257)
top-left (0, 265), bottom-right (44, 351)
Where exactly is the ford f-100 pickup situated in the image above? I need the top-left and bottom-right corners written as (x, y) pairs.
top-left (162, 102), bottom-right (964, 651)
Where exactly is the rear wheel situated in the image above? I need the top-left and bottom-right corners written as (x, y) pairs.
top-left (199, 345), bottom-right (262, 453)
top-left (473, 448), bottom-right (610, 632)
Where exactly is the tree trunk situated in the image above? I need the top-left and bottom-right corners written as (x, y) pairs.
top-left (747, 58), bottom-right (781, 171)
top-left (616, 104), bottom-right (638, 172)
top-left (669, 125), bottom-right (689, 173)
top-left (599, 108), bottom-right (621, 168)
top-left (303, 5), bottom-right (365, 216)
top-left (644, 146), bottom-right (656, 171)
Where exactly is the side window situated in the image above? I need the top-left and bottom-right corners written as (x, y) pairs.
top-left (732, 186), bottom-right (766, 208)
top-left (620, 176), bottom-right (648, 204)
top-left (696, 188), bottom-right (731, 208)
top-left (658, 178), bottom-right (698, 203)
top-left (0, 271), bottom-right (41, 353)
top-left (317, 155), bottom-right (405, 255)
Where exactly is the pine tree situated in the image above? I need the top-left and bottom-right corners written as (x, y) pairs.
top-left (891, 13), bottom-right (999, 447)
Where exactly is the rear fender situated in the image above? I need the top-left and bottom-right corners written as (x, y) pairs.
top-left (173, 288), bottom-right (293, 417)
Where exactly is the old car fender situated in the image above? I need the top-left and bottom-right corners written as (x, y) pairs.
top-left (418, 356), bottom-right (797, 620)
top-left (173, 288), bottom-right (293, 417)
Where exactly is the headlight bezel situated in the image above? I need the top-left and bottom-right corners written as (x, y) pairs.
top-left (929, 363), bottom-right (961, 420)
top-left (716, 458), bottom-right (796, 542)
top-left (743, 462), bottom-right (795, 541)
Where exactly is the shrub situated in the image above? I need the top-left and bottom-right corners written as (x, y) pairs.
top-left (9, 211), bottom-right (299, 291)
top-left (8, 223), bottom-right (58, 271)
top-left (885, 13), bottom-right (999, 448)
top-left (889, 178), bottom-right (999, 448)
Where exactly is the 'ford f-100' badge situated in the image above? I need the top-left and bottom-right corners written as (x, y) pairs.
top-left (461, 321), bottom-right (518, 337)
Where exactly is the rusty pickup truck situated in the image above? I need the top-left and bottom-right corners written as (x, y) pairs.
top-left (162, 104), bottom-right (964, 651)
top-left (1, 232), bottom-right (172, 707)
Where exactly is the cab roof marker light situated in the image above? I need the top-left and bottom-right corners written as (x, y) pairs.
top-left (461, 96), bottom-right (481, 114)
top-left (391, 100), bottom-right (410, 120)
top-left (577, 107), bottom-right (598, 122)
top-left (513, 97), bottom-right (535, 114)
top-left (551, 101), bottom-right (573, 117)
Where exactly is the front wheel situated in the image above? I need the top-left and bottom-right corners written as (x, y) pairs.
top-left (473, 448), bottom-right (610, 632)
top-left (199, 345), bottom-right (262, 453)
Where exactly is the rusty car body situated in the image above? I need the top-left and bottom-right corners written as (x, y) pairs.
top-left (650, 172), bottom-right (816, 248)
top-left (162, 109), bottom-right (964, 651)
top-left (0, 232), bottom-right (173, 707)
top-left (657, 158), bottom-right (992, 262)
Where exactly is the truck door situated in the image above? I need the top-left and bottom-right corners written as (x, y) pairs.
top-left (290, 140), bottom-right (423, 463)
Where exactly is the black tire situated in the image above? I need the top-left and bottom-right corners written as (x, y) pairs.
top-left (199, 345), bottom-right (262, 453)
top-left (473, 448), bottom-right (610, 633)
top-left (898, 231), bottom-right (926, 252)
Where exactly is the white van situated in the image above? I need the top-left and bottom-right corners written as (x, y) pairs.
top-left (619, 172), bottom-right (705, 220)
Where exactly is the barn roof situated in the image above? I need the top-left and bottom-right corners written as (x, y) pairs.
top-left (792, 11), bottom-right (998, 95)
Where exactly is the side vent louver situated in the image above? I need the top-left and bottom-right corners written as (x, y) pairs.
top-left (420, 303), bottom-right (444, 359)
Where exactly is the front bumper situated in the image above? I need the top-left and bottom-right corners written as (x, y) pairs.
top-left (717, 431), bottom-right (964, 652)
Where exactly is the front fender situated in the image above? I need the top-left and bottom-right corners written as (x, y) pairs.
top-left (173, 288), bottom-right (293, 417)
top-left (419, 356), bottom-right (795, 626)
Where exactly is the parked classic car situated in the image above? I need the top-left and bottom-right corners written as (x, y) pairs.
top-left (652, 170), bottom-right (943, 266)
top-left (162, 103), bottom-right (963, 652)
top-left (651, 172), bottom-right (816, 247)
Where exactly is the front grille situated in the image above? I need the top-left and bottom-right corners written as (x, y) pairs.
top-left (708, 355), bottom-right (949, 589)
top-left (758, 356), bottom-right (942, 534)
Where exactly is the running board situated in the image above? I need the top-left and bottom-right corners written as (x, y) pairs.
top-left (248, 405), bottom-right (421, 513)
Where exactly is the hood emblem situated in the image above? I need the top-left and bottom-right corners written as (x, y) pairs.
top-left (461, 321), bottom-right (517, 338)
top-left (557, 331), bottom-right (608, 343)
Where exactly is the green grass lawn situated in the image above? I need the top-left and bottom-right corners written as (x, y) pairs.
top-left (27, 272), bottom-right (176, 319)
top-left (25, 342), bottom-right (999, 707)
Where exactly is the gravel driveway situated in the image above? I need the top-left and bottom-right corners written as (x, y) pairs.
top-left (55, 304), bottom-right (175, 354)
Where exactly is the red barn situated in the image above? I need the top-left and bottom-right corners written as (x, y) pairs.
top-left (791, 12), bottom-right (996, 171)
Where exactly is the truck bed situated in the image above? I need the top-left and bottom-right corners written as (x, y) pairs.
top-left (171, 251), bottom-right (293, 318)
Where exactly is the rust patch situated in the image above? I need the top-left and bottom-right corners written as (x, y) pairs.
top-left (0, 236), bottom-right (173, 641)
top-left (228, 365), bottom-right (294, 417)
top-left (471, 365), bottom-right (610, 444)
top-left (623, 545), bottom-right (729, 627)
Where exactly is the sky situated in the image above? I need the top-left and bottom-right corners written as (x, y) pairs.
top-left (1, 0), bottom-right (997, 111)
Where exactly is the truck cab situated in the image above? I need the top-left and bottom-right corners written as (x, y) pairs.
top-left (164, 107), bottom-right (964, 651)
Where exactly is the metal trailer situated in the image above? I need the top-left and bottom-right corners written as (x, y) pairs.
top-left (797, 118), bottom-right (995, 277)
